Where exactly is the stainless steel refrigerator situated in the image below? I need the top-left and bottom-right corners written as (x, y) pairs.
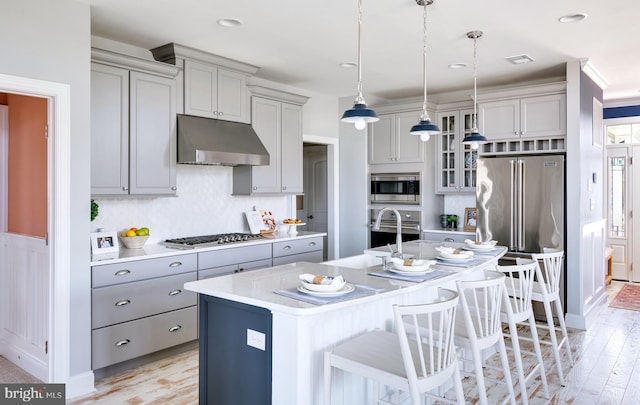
top-left (475, 154), bottom-right (565, 254)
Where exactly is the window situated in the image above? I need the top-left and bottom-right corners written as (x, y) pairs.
top-left (607, 123), bottom-right (640, 144)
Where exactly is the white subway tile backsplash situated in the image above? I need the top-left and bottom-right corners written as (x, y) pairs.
top-left (91, 165), bottom-right (288, 243)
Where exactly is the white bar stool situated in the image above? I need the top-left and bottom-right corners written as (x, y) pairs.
top-left (530, 249), bottom-right (575, 386)
top-left (455, 270), bottom-right (516, 405)
top-left (323, 288), bottom-right (465, 405)
top-left (498, 261), bottom-right (550, 404)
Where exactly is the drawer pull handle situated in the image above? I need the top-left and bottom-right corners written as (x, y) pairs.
top-left (283, 245), bottom-right (291, 250)
top-left (115, 339), bottom-right (130, 347)
top-left (115, 299), bottom-right (131, 307)
top-left (169, 261), bottom-right (183, 268)
top-left (308, 241), bottom-right (316, 247)
top-left (168, 289), bottom-right (182, 296)
top-left (114, 269), bottom-right (130, 276)
top-left (169, 325), bottom-right (182, 333)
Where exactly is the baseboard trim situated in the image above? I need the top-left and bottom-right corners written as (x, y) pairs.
top-left (65, 370), bottom-right (96, 400)
top-left (0, 340), bottom-right (47, 382)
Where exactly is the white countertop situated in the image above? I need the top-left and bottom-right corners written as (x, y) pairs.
top-left (90, 231), bottom-right (326, 266)
top-left (184, 241), bottom-right (507, 316)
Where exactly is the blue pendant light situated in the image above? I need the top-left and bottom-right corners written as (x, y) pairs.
top-left (461, 30), bottom-right (488, 150)
top-left (341, 0), bottom-right (378, 131)
top-left (410, 0), bottom-right (439, 142)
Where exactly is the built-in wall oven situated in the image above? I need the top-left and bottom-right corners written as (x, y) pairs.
top-left (369, 209), bottom-right (421, 249)
top-left (370, 173), bottom-right (420, 205)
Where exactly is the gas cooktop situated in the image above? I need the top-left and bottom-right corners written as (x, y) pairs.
top-left (163, 233), bottom-right (264, 249)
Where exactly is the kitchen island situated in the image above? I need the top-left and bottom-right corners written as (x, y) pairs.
top-left (184, 240), bottom-right (506, 405)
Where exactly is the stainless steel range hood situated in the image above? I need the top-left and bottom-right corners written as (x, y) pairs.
top-left (177, 114), bottom-right (269, 166)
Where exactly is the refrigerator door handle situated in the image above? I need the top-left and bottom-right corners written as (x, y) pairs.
top-left (510, 159), bottom-right (516, 250)
top-left (518, 159), bottom-right (525, 251)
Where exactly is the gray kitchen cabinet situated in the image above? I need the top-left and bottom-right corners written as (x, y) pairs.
top-left (91, 48), bottom-right (179, 196)
top-left (184, 60), bottom-right (250, 123)
top-left (368, 110), bottom-right (425, 164)
top-left (479, 93), bottom-right (566, 141)
top-left (422, 230), bottom-right (475, 243)
top-left (272, 236), bottom-right (324, 266)
top-left (91, 253), bottom-right (198, 369)
top-left (233, 86), bottom-right (309, 195)
top-left (435, 109), bottom-right (477, 194)
top-left (198, 244), bottom-right (272, 279)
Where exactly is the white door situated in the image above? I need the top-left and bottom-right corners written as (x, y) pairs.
top-left (0, 99), bottom-right (50, 382)
top-left (633, 145), bottom-right (640, 282)
top-left (301, 144), bottom-right (328, 260)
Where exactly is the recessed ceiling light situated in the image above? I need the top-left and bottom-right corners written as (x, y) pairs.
top-left (340, 62), bottom-right (357, 68)
top-left (217, 18), bottom-right (242, 27)
top-left (558, 13), bottom-right (588, 23)
top-left (505, 54), bottom-right (535, 65)
top-left (448, 63), bottom-right (467, 69)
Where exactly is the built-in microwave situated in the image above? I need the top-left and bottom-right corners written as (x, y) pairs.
top-left (370, 173), bottom-right (421, 205)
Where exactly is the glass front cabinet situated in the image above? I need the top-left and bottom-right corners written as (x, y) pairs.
top-left (435, 109), bottom-right (477, 193)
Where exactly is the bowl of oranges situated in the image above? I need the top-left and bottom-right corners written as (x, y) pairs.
top-left (119, 227), bottom-right (150, 249)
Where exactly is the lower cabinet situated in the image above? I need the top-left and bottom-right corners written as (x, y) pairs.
top-left (272, 236), bottom-right (323, 266)
top-left (91, 254), bottom-right (198, 369)
top-left (198, 244), bottom-right (273, 279)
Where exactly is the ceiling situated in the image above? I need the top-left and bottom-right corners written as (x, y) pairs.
top-left (81, 0), bottom-right (640, 103)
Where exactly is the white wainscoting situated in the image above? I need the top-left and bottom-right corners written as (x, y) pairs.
top-left (0, 232), bottom-right (49, 381)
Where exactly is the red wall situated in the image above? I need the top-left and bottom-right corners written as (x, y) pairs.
top-left (6, 93), bottom-right (48, 237)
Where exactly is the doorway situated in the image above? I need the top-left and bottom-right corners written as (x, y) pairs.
top-left (605, 119), bottom-right (640, 282)
top-left (300, 135), bottom-right (339, 260)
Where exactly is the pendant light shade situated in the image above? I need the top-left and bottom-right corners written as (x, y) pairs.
top-left (461, 30), bottom-right (487, 150)
top-left (410, 0), bottom-right (439, 142)
top-left (341, 0), bottom-right (378, 130)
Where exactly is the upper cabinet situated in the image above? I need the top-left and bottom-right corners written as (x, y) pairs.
top-left (151, 43), bottom-right (258, 124)
top-left (368, 110), bottom-right (425, 164)
top-left (233, 86), bottom-right (309, 195)
top-left (435, 109), bottom-right (477, 194)
top-left (91, 48), bottom-right (179, 197)
top-left (479, 93), bottom-right (566, 141)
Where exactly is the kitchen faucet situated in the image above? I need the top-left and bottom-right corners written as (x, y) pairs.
top-left (373, 207), bottom-right (403, 257)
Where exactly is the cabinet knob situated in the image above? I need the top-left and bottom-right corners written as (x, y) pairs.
top-left (168, 289), bottom-right (182, 296)
top-left (283, 245), bottom-right (291, 250)
top-left (122, 186), bottom-right (129, 191)
top-left (115, 339), bottom-right (130, 347)
top-left (169, 261), bottom-right (182, 268)
top-left (168, 325), bottom-right (182, 333)
top-left (171, 186), bottom-right (177, 191)
top-left (308, 242), bottom-right (316, 247)
top-left (282, 186), bottom-right (287, 191)
top-left (114, 269), bottom-right (131, 277)
top-left (218, 112), bottom-right (223, 116)
top-left (253, 186), bottom-right (258, 190)
top-left (115, 299), bottom-right (131, 307)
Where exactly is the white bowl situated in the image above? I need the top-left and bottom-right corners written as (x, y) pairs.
top-left (392, 259), bottom-right (436, 272)
top-left (119, 235), bottom-right (149, 249)
top-left (464, 239), bottom-right (497, 250)
top-left (300, 276), bottom-right (345, 292)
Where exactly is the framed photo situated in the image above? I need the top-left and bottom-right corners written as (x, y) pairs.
top-left (91, 231), bottom-right (119, 254)
top-left (464, 208), bottom-right (477, 232)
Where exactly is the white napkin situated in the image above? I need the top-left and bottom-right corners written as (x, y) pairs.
top-left (299, 273), bottom-right (345, 286)
top-left (436, 246), bottom-right (474, 258)
top-left (465, 239), bottom-right (496, 246)
top-left (391, 257), bottom-right (426, 266)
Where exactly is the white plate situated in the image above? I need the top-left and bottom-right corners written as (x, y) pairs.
top-left (439, 251), bottom-right (474, 260)
top-left (437, 255), bottom-right (474, 262)
top-left (298, 283), bottom-right (355, 297)
top-left (391, 260), bottom-right (436, 272)
top-left (387, 267), bottom-right (435, 276)
top-left (300, 278), bottom-right (345, 292)
top-left (464, 244), bottom-right (497, 251)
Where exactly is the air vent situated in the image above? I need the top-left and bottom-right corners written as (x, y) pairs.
top-left (505, 54), bottom-right (535, 65)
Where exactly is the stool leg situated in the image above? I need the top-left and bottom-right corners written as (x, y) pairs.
top-left (497, 336), bottom-right (517, 405)
top-left (506, 317), bottom-right (529, 405)
top-left (470, 341), bottom-right (489, 405)
top-left (324, 352), bottom-right (332, 405)
top-left (554, 297), bottom-right (575, 367)
top-left (541, 299), bottom-right (566, 386)
top-left (452, 361), bottom-right (466, 405)
top-left (528, 313), bottom-right (550, 399)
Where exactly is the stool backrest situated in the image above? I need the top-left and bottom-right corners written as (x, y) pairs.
top-left (496, 260), bottom-right (537, 316)
top-left (456, 270), bottom-right (506, 349)
top-left (531, 249), bottom-right (564, 298)
top-left (393, 288), bottom-right (459, 386)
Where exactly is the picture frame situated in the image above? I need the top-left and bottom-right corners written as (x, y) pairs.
top-left (90, 231), bottom-right (119, 254)
top-left (464, 207), bottom-right (477, 232)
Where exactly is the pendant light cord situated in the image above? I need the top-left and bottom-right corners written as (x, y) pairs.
top-left (421, 2), bottom-right (429, 118)
top-left (355, 0), bottom-right (364, 103)
top-left (472, 32), bottom-right (479, 131)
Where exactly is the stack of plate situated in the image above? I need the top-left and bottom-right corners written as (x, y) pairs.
top-left (464, 239), bottom-right (498, 251)
top-left (388, 258), bottom-right (437, 275)
top-left (436, 246), bottom-right (475, 262)
top-left (297, 274), bottom-right (353, 297)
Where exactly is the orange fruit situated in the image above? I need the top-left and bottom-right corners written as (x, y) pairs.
top-left (129, 227), bottom-right (137, 232)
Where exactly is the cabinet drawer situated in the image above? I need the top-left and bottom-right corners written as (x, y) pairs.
top-left (272, 237), bottom-right (323, 258)
top-left (92, 254), bottom-right (197, 287)
top-left (198, 258), bottom-right (272, 280)
top-left (273, 250), bottom-right (323, 266)
top-left (198, 244), bottom-right (271, 269)
top-left (92, 272), bottom-right (197, 329)
top-left (92, 306), bottom-right (197, 369)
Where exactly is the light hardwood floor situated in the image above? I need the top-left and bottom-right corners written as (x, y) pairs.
top-left (59, 281), bottom-right (640, 404)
